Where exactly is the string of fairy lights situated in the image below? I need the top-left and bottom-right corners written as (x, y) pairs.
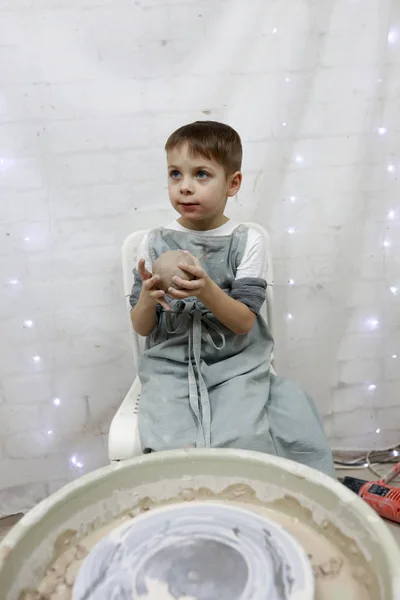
top-left (281, 25), bottom-right (399, 440)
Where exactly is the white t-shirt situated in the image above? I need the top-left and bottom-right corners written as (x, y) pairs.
top-left (137, 220), bottom-right (267, 280)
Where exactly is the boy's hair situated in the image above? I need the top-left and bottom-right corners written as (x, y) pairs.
top-left (165, 121), bottom-right (242, 176)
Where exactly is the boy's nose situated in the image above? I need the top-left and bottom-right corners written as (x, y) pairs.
top-left (179, 180), bottom-right (194, 194)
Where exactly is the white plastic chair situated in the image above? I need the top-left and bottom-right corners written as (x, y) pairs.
top-left (108, 223), bottom-right (275, 462)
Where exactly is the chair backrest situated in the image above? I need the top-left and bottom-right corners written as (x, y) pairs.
top-left (122, 223), bottom-right (274, 369)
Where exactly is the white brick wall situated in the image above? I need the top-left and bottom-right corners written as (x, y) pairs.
top-left (0, 0), bottom-right (400, 515)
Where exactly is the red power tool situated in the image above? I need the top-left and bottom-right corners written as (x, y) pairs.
top-left (341, 464), bottom-right (400, 524)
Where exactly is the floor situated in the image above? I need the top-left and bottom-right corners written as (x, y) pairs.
top-left (1, 468), bottom-right (400, 544)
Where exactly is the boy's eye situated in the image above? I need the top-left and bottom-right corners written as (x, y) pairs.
top-left (196, 170), bottom-right (209, 179)
top-left (170, 170), bottom-right (180, 179)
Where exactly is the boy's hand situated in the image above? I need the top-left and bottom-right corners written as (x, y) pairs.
top-left (168, 253), bottom-right (211, 301)
top-left (138, 259), bottom-right (170, 311)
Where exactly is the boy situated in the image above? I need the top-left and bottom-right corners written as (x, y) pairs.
top-left (130, 121), bottom-right (335, 477)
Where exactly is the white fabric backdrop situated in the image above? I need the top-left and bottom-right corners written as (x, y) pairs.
top-left (1, 0), bottom-right (399, 515)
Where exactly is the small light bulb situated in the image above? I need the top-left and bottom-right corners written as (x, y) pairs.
top-left (272, 27), bottom-right (277, 34)
top-left (290, 196), bottom-right (296, 202)
top-left (392, 450), bottom-right (399, 457)
top-left (295, 155), bottom-right (304, 164)
top-left (285, 77), bottom-right (291, 83)
top-left (47, 430), bottom-right (53, 436)
top-left (282, 121), bottom-right (287, 127)
top-left (287, 227), bottom-right (297, 234)
top-left (378, 127), bottom-right (387, 135)
top-left (366, 318), bottom-right (379, 329)
top-left (388, 29), bottom-right (398, 44)
top-left (368, 384), bottom-right (377, 391)
top-left (383, 240), bottom-right (391, 248)
top-left (9, 279), bottom-right (19, 285)
top-left (390, 286), bottom-right (398, 295)
top-left (387, 164), bottom-right (395, 173)
top-left (392, 354), bottom-right (397, 359)
top-left (388, 210), bottom-right (395, 220)
top-left (24, 319), bottom-right (34, 328)
top-left (376, 428), bottom-right (381, 434)
top-left (70, 455), bottom-right (83, 469)
top-left (287, 313), bottom-right (293, 321)
top-left (32, 355), bottom-right (41, 362)
top-left (53, 397), bottom-right (61, 406)
top-left (288, 279), bottom-right (295, 285)
top-left (24, 237), bottom-right (30, 242)
top-left (377, 78), bottom-right (383, 83)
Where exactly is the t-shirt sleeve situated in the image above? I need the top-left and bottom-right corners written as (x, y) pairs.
top-left (235, 232), bottom-right (267, 280)
top-left (129, 234), bottom-right (152, 309)
top-left (230, 229), bottom-right (267, 315)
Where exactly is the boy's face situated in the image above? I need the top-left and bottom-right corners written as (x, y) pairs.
top-left (167, 144), bottom-right (242, 230)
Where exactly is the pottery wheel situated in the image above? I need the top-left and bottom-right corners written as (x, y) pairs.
top-left (72, 502), bottom-right (314, 600)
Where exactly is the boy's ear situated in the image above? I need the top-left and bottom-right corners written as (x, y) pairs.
top-left (227, 171), bottom-right (242, 197)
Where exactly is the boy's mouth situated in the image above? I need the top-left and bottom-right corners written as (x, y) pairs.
top-left (180, 202), bottom-right (199, 208)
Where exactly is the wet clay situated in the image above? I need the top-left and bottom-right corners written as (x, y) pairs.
top-left (19, 484), bottom-right (379, 600)
top-left (152, 250), bottom-right (195, 293)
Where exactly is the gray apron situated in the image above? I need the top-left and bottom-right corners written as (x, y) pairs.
top-left (131, 225), bottom-right (335, 478)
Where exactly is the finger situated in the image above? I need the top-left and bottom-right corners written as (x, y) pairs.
top-left (177, 263), bottom-right (205, 278)
top-left (168, 287), bottom-right (193, 299)
top-left (158, 299), bottom-right (170, 311)
top-left (144, 275), bottom-right (160, 290)
top-left (150, 289), bottom-right (165, 299)
top-left (172, 276), bottom-right (202, 290)
top-left (138, 259), bottom-right (150, 280)
top-left (149, 290), bottom-right (170, 310)
top-left (138, 258), bottom-right (153, 281)
top-left (138, 258), bottom-right (146, 274)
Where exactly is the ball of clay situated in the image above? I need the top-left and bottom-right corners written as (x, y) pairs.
top-left (152, 250), bottom-right (195, 293)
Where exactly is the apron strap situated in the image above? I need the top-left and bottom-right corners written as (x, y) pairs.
top-left (164, 301), bottom-right (226, 448)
